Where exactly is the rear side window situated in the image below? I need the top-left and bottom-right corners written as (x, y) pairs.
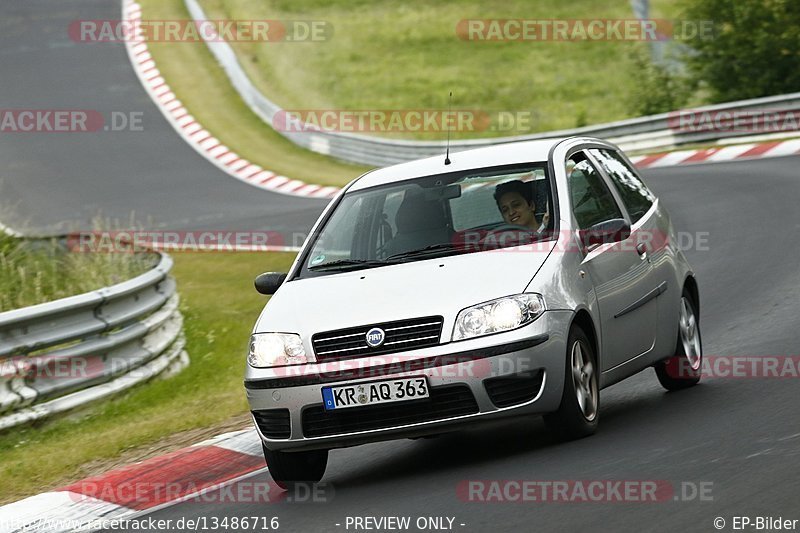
top-left (567, 153), bottom-right (623, 229)
top-left (590, 149), bottom-right (655, 223)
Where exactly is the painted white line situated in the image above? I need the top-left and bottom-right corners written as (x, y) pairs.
top-left (183, 123), bottom-right (202, 135)
top-left (193, 428), bottom-right (252, 448)
top-left (294, 184), bottom-right (322, 196)
top-left (208, 145), bottom-right (229, 158)
top-left (646, 149), bottom-right (699, 167)
top-left (763, 139), bottom-right (800, 157)
top-left (312, 186), bottom-right (341, 198)
top-left (189, 129), bottom-right (211, 142)
top-left (705, 144), bottom-right (756, 161)
top-left (199, 137), bottom-right (220, 150)
top-left (0, 220), bottom-right (23, 237)
top-left (268, 175), bottom-right (290, 187)
top-left (228, 159), bottom-right (250, 172)
top-left (175, 115), bottom-right (194, 127)
top-left (277, 179), bottom-right (306, 192)
top-left (217, 152), bottom-right (239, 165)
top-left (237, 164), bottom-right (263, 178)
top-left (0, 491), bottom-right (131, 533)
top-left (197, 428), bottom-right (263, 457)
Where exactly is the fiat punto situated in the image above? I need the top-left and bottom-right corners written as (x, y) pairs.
top-left (246, 137), bottom-right (702, 487)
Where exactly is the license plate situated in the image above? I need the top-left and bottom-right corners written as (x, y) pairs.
top-left (322, 377), bottom-right (429, 410)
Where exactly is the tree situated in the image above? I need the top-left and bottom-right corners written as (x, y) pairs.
top-left (682, 0), bottom-right (800, 102)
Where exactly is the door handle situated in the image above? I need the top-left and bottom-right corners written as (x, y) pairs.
top-left (636, 243), bottom-right (648, 260)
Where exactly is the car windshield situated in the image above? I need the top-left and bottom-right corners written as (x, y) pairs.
top-left (298, 163), bottom-right (554, 277)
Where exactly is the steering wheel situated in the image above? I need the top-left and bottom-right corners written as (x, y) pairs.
top-left (482, 223), bottom-right (536, 246)
top-left (487, 223), bottom-right (531, 234)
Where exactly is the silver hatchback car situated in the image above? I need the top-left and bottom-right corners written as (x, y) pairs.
top-left (246, 136), bottom-right (703, 487)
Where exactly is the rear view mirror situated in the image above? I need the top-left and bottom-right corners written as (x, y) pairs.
top-left (254, 272), bottom-right (287, 295)
top-left (423, 183), bottom-right (461, 201)
top-left (580, 218), bottom-right (631, 249)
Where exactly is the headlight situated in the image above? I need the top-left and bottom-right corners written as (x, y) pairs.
top-left (452, 294), bottom-right (545, 341)
top-left (247, 333), bottom-right (315, 368)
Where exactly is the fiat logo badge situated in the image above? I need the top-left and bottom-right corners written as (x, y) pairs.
top-left (365, 327), bottom-right (385, 347)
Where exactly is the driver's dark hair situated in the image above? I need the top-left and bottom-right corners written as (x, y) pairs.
top-left (493, 180), bottom-right (533, 208)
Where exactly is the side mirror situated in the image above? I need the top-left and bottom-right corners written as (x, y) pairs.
top-left (580, 218), bottom-right (631, 249)
top-left (254, 272), bottom-right (287, 295)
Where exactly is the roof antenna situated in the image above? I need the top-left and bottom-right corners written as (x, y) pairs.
top-left (444, 91), bottom-right (453, 165)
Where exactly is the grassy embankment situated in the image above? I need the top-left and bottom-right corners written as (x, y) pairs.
top-left (0, 249), bottom-right (295, 503)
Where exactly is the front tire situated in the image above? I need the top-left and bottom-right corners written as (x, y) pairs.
top-left (543, 325), bottom-right (599, 440)
top-left (654, 289), bottom-right (702, 391)
top-left (262, 444), bottom-right (328, 490)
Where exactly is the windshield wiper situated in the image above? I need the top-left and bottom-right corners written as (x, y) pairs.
top-left (308, 259), bottom-right (397, 272)
top-left (385, 242), bottom-right (463, 261)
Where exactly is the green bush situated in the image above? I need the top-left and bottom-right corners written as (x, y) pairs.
top-left (682, 0), bottom-right (800, 102)
top-left (626, 45), bottom-right (694, 116)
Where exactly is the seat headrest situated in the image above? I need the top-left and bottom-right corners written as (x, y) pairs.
top-left (395, 192), bottom-right (447, 233)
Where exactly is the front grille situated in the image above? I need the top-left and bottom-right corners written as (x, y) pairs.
top-left (252, 409), bottom-right (291, 439)
top-left (484, 370), bottom-right (545, 408)
top-left (302, 384), bottom-right (478, 438)
top-left (311, 316), bottom-right (444, 362)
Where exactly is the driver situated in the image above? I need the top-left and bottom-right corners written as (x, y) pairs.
top-left (493, 180), bottom-right (549, 234)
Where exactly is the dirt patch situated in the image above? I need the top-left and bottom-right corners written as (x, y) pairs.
top-left (73, 413), bottom-right (255, 482)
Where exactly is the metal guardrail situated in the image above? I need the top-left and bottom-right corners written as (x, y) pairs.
top-left (0, 252), bottom-right (188, 430)
top-left (183, 0), bottom-right (800, 166)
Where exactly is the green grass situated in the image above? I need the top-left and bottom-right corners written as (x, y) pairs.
top-left (138, 0), bottom-right (369, 187)
top-left (198, 0), bottom-right (684, 139)
top-left (0, 251), bottom-right (295, 504)
top-left (0, 235), bottom-right (156, 312)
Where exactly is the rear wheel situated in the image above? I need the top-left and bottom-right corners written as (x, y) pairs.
top-left (544, 325), bottom-right (599, 440)
top-left (654, 289), bottom-right (702, 391)
top-left (262, 444), bottom-right (328, 490)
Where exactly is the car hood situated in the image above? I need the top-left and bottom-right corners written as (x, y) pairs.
top-left (255, 243), bottom-right (555, 335)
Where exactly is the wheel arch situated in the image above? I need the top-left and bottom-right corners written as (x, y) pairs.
top-left (570, 308), bottom-right (599, 367)
top-left (683, 275), bottom-right (700, 318)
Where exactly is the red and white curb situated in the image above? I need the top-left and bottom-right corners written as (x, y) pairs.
top-left (629, 138), bottom-right (800, 168)
top-left (121, 0), bottom-right (339, 200)
top-left (0, 428), bottom-right (267, 532)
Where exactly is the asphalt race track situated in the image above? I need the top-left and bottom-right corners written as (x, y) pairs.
top-left (3, 2), bottom-right (800, 533)
top-left (0, 0), bottom-right (326, 238)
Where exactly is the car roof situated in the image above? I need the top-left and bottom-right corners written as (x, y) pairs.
top-left (347, 136), bottom-right (619, 191)
top-left (349, 138), bottom-right (574, 191)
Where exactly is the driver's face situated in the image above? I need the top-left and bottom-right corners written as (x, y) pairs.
top-left (498, 192), bottom-right (536, 228)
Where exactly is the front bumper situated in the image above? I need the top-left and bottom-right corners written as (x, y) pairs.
top-left (245, 310), bottom-right (573, 451)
